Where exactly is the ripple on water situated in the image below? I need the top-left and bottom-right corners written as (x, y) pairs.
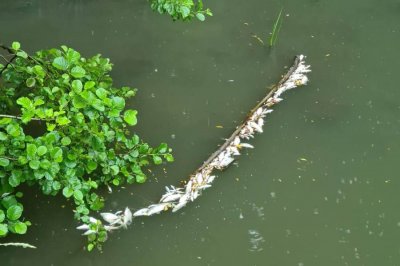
top-left (248, 229), bottom-right (265, 252)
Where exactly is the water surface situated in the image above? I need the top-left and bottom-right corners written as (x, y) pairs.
top-left (1, 0), bottom-right (400, 265)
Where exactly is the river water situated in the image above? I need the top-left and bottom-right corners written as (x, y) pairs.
top-left (1, 0), bottom-right (400, 265)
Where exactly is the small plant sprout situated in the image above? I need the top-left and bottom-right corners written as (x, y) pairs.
top-left (269, 8), bottom-right (284, 47)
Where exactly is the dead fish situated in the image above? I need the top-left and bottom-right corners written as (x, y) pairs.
top-left (249, 121), bottom-right (263, 133)
top-left (190, 190), bottom-right (199, 201)
top-left (172, 201), bottom-right (187, 213)
top-left (104, 225), bottom-right (120, 231)
top-left (147, 203), bottom-right (169, 216)
top-left (133, 208), bottom-right (149, 217)
top-left (207, 175), bottom-right (216, 183)
top-left (198, 184), bottom-right (212, 190)
top-left (100, 212), bottom-right (121, 225)
top-left (89, 217), bottom-right (98, 224)
top-left (123, 207), bottom-right (132, 226)
top-left (239, 143), bottom-right (254, 149)
top-left (76, 224), bottom-right (90, 231)
top-left (161, 193), bottom-right (182, 203)
top-left (82, 229), bottom-right (96, 236)
top-left (185, 180), bottom-right (193, 194)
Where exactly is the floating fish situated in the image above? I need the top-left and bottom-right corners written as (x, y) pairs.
top-left (133, 208), bottom-right (149, 217)
top-left (100, 212), bottom-right (121, 225)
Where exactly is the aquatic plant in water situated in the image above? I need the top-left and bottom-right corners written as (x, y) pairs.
top-left (269, 8), bottom-right (284, 47)
top-left (150, 0), bottom-right (212, 21)
top-left (0, 42), bottom-right (173, 251)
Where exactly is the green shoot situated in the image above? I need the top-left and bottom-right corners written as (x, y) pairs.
top-left (269, 8), bottom-right (284, 47)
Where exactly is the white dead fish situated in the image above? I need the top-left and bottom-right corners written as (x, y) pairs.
top-left (89, 217), bottom-right (98, 224)
top-left (100, 212), bottom-right (121, 225)
top-left (217, 156), bottom-right (234, 168)
top-left (198, 184), bottom-right (212, 190)
top-left (249, 121), bottom-right (263, 133)
top-left (147, 203), bottom-right (169, 216)
top-left (123, 207), bottom-right (132, 226)
top-left (190, 190), bottom-right (199, 201)
top-left (233, 136), bottom-right (241, 146)
top-left (104, 225), bottom-right (120, 231)
top-left (172, 201), bottom-right (187, 213)
top-left (185, 180), bottom-right (193, 194)
top-left (239, 143), bottom-right (254, 149)
top-left (161, 193), bottom-right (182, 203)
top-left (133, 208), bottom-right (149, 217)
top-left (206, 175), bottom-right (216, 183)
top-left (257, 118), bottom-right (264, 127)
top-left (82, 229), bottom-right (96, 236)
top-left (76, 224), bottom-right (90, 230)
top-left (179, 193), bottom-right (190, 204)
top-left (195, 173), bottom-right (203, 185)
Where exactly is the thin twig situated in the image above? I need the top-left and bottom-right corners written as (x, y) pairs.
top-left (0, 114), bottom-right (45, 121)
top-left (0, 242), bottom-right (37, 249)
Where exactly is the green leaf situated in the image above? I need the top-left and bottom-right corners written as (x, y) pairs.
top-left (12, 41), bottom-right (21, 51)
top-left (87, 161), bottom-right (98, 171)
top-left (0, 118), bottom-right (12, 125)
top-left (70, 66), bottom-right (86, 78)
top-left (135, 174), bottom-right (146, 183)
top-left (91, 99), bottom-right (105, 112)
top-left (158, 143), bottom-right (168, 153)
top-left (16, 97), bottom-right (33, 109)
top-left (0, 223), bottom-right (8, 236)
top-left (37, 146), bottom-right (48, 156)
top-left (6, 124), bottom-right (20, 137)
top-left (110, 165), bottom-right (120, 175)
top-left (26, 77), bottom-right (36, 88)
top-left (153, 155), bottom-right (162, 165)
top-left (0, 158), bottom-right (10, 167)
top-left (123, 110), bottom-right (138, 126)
top-left (0, 132), bottom-right (7, 141)
top-left (7, 205), bottom-right (23, 220)
top-left (29, 160), bottom-right (40, 170)
top-left (196, 13), bottom-right (205, 21)
top-left (0, 210), bottom-right (5, 222)
top-left (165, 154), bottom-right (174, 162)
top-left (61, 137), bottom-right (71, 146)
top-left (72, 96), bottom-right (87, 109)
top-left (50, 147), bottom-right (63, 162)
top-left (13, 222), bottom-right (27, 234)
top-left (95, 88), bottom-right (107, 99)
top-left (16, 51), bottom-right (28, 59)
top-left (56, 116), bottom-right (71, 126)
top-left (52, 57), bottom-right (69, 71)
top-left (84, 81), bottom-right (96, 90)
top-left (73, 190), bottom-right (83, 201)
top-left (180, 6), bottom-right (190, 18)
top-left (111, 97), bottom-right (125, 111)
top-left (88, 243), bottom-right (94, 252)
top-left (62, 187), bottom-right (74, 198)
top-left (71, 80), bottom-right (83, 93)
top-left (26, 143), bottom-right (37, 159)
top-left (9, 170), bottom-right (22, 187)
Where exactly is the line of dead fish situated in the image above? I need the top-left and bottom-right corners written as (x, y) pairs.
top-left (77, 55), bottom-right (311, 234)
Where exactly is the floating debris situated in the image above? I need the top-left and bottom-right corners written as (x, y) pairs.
top-left (79, 55), bottom-right (311, 236)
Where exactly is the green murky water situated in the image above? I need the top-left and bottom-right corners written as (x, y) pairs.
top-left (1, 0), bottom-right (400, 265)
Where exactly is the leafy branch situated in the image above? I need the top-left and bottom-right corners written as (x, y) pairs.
top-left (0, 41), bottom-right (174, 251)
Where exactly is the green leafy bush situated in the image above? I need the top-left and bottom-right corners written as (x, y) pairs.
top-left (0, 42), bottom-right (173, 250)
top-left (150, 0), bottom-right (212, 21)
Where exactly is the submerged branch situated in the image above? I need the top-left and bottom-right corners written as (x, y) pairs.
top-left (85, 55), bottom-right (311, 236)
